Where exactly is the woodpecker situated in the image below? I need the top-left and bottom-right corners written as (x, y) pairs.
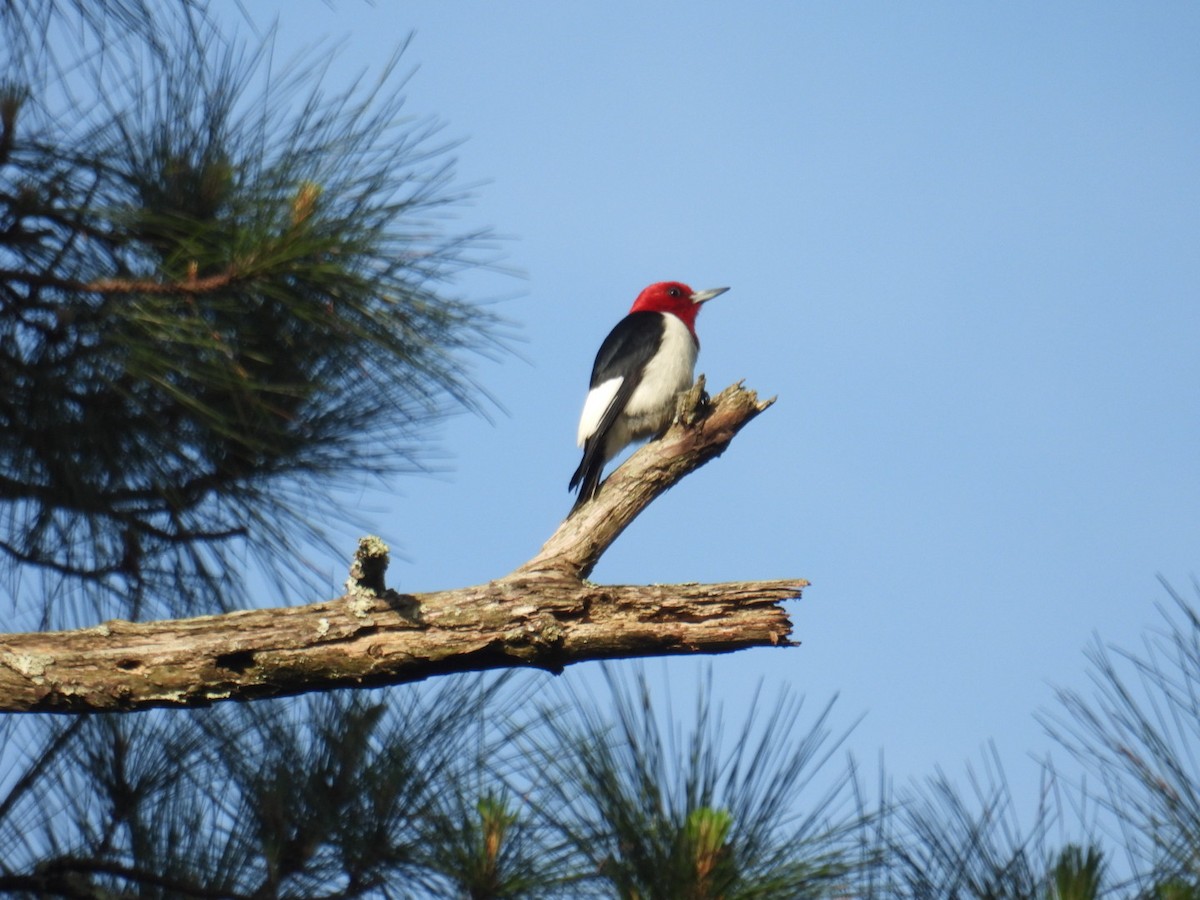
top-left (569, 281), bottom-right (729, 510)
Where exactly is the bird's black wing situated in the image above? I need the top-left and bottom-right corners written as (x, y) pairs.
top-left (587, 311), bottom-right (663, 388)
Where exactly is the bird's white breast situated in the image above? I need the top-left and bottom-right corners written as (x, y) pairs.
top-left (622, 313), bottom-right (697, 427)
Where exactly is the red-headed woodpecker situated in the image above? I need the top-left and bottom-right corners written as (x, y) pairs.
top-left (569, 281), bottom-right (729, 509)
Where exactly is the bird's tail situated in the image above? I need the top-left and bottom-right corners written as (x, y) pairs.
top-left (568, 441), bottom-right (605, 512)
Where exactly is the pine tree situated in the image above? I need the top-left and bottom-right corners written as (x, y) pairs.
top-left (1, 1), bottom-right (500, 625)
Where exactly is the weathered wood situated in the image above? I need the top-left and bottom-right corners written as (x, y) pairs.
top-left (0, 381), bottom-right (803, 714)
top-left (518, 378), bottom-right (777, 580)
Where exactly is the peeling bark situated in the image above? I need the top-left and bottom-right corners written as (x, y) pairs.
top-left (0, 381), bottom-right (804, 714)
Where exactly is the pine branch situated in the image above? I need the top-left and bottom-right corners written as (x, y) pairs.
top-left (0, 262), bottom-right (251, 295)
top-left (0, 381), bottom-right (803, 714)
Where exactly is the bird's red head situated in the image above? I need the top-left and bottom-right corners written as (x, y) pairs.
top-left (628, 281), bottom-right (729, 334)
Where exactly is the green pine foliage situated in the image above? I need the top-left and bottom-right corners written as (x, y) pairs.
top-left (1050, 845), bottom-right (1105, 900)
top-left (1046, 582), bottom-right (1200, 895)
top-left (1, 2), bottom-right (503, 621)
top-left (0, 678), bottom-right (519, 897)
top-left (518, 671), bottom-right (866, 899)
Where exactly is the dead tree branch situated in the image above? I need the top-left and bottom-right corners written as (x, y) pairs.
top-left (0, 380), bottom-right (804, 714)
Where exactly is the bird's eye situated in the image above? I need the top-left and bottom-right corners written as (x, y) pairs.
top-left (668, 287), bottom-right (681, 297)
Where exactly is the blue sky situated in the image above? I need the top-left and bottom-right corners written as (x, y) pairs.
top-left (245, 1), bottom-right (1200, 816)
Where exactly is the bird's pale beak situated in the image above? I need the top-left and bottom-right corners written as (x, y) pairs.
top-left (690, 287), bottom-right (730, 304)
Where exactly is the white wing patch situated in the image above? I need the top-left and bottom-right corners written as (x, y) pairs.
top-left (577, 376), bottom-right (623, 447)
